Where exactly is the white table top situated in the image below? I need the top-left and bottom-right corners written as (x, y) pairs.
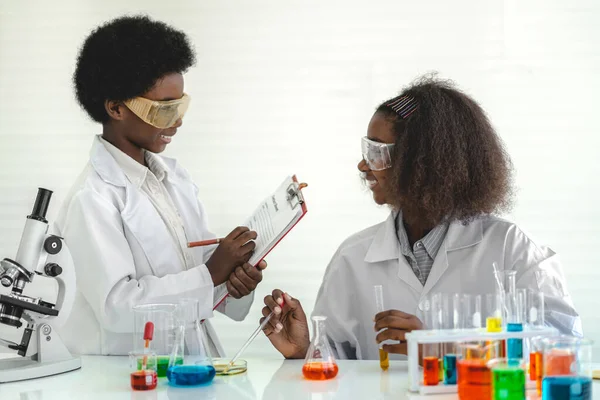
top-left (0, 355), bottom-right (599, 400)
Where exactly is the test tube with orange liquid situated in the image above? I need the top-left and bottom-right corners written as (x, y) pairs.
top-left (527, 292), bottom-right (546, 395)
top-left (373, 285), bottom-right (389, 371)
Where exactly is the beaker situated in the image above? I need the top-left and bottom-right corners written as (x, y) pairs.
top-left (129, 350), bottom-right (158, 391)
top-left (457, 341), bottom-right (500, 400)
top-left (302, 316), bottom-right (339, 380)
top-left (133, 303), bottom-right (178, 378)
top-left (541, 336), bottom-right (593, 400)
top-left (488, 358), bottom-right (526, 400)
top-left (167, 298), bottom-right (216, 387)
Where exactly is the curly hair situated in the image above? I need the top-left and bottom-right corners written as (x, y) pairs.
top-left (73, 15), bottom-right (196, 123)
top-left (376, 75), bottom-right (513, 227)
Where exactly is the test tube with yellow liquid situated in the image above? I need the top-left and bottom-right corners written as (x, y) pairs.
top-left (373, 285), bottom-right (389, 371)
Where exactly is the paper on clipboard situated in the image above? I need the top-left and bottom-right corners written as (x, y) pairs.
top-left (213, 175), bottom-right (307, 310)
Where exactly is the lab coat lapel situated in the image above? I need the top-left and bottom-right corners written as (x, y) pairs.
top-left (364, 213), bottom-right (423, 293)
top-left (421, 218), bottom-right (484, 297)
top-left (90, 137), bottom-right (182, 275)
top-left (421, 241), bottom-right (449, 297)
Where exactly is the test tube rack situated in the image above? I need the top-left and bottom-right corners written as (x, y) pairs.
top-left (405, 325), bottom-right (558, 395)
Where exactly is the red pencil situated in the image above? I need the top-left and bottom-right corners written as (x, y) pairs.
top-left (187, 238), bottom-right (223, 248)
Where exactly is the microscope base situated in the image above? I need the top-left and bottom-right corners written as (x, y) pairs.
top-left (0, 355), bottom-right (81, 383)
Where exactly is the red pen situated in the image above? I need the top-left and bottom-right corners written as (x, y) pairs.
top-left (187, 238), bottom-right (223, 248)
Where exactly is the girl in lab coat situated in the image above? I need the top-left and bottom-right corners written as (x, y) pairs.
top-left (54, 15), bottom-right (265, 355)
top-left (260, 76), bottom-right (582, 360)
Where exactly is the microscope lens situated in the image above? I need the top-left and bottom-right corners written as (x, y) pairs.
top-left (0, 303), bottom-right (23, 328)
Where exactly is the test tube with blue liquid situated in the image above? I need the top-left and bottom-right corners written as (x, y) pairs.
top-left (506, 271), bottom-right (524, 361)
top-left (542, 336), bottom-right (594, 400)
top-left (442, 293), bottom-right (461, 385)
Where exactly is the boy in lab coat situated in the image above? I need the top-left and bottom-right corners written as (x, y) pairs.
top-left (55, 15), bottom-right (265, 355)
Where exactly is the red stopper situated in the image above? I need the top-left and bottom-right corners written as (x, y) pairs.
top-left (143, 322), bottom-right (154, 341)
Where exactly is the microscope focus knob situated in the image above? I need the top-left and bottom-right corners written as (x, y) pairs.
top-left (43, 236), bottom-right (62, 255)
top-left (44, 263), bottom-right (63, 277)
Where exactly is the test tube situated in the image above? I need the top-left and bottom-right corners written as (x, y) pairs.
top-left (373, 285), bottom-right (389, 371)
top-left (419, 294), bottom-right (439, 386)
top-left (431, 293), bottom-right (444, 382)
top-left (461, 294), bottom-right (472, 329)
top-left (472, 294), bottom-right (483, 330)
top-left (530, 336), bottom-right (545, 397)
top-left (488, 358), bottom-right (526, 400)
top-left (442, 293), bottom-right (461, 385)
top-left (528, 291), bottom-right (545, 328)
top-left (505, 270), bottom-right (517, 296)
top-left (484, 293), bottom-right (504, 360)
top-left (507, 289), bottom-right (525, 360)
top-left (484, 293), bottom-right (503, 333)
top-left (542, 337), bottom-right (594, 400)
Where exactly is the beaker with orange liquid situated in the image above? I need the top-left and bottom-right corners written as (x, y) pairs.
top-left (302, 316), bottom-right (339, 380)
top-left (457, 341), bottom-right (500, 400)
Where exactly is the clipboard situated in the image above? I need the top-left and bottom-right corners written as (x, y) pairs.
top-left (212, 175), bottom-right (308, 310)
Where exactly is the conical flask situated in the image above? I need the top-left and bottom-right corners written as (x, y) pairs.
top-left (167, 298), bottom-right (215, 386)
top-left (302, 316), bottom-right (339, 380)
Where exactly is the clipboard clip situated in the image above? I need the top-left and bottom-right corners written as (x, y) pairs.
top-left (287, 182), bottom-right (308, 210)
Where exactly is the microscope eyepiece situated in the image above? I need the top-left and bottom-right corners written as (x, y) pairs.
top-left (28, 188), bottom-right (53, 222)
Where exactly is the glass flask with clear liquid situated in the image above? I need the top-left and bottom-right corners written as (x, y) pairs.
top-left (167, 298), bottom-right (216, 386)
top-left (302, 316), bottom-right (339, 380)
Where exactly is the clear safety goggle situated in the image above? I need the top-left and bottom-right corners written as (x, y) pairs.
top-left (361, 137), bottom-right (394, 171)
top-left (124, 93), bottom-right (191, 129)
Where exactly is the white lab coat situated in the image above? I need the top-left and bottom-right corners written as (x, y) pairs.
top-left (312, 212), bottom-right (582, 360)
top-left (53, 136), bottom-right (254, 355)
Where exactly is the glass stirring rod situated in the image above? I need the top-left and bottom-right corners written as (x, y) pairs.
top-left (224, 299), bottom-right (285, 373)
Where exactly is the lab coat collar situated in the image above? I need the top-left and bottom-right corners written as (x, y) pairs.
top-left (364, 213), bottom-right (401, 263)
top-left (364, 212), bottom-right (484, 262)
top-left (363, 212), bottom-right (484, 293)
top-left (445, 217), bottom-right (484, 251)
top-left (90, 135), bottom-right (188, 188)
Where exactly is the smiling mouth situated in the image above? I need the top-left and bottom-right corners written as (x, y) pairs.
top-left (160, 134), bottom-right (173, 143)
top-left (360, 171), bottom-right (379, 189)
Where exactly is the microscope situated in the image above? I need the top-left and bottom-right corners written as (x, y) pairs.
top-left (0, 188), bottom-right (81, 383)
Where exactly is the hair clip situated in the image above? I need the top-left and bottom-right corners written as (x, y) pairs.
top-left (385, 95), bottom-right (418, 119)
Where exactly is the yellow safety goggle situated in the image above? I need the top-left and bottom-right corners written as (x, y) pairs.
top-left (124, 93), bottom-right (191, 129)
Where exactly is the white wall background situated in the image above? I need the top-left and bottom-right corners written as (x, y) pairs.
top-left (0, 0), bottom-right (599, 362)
